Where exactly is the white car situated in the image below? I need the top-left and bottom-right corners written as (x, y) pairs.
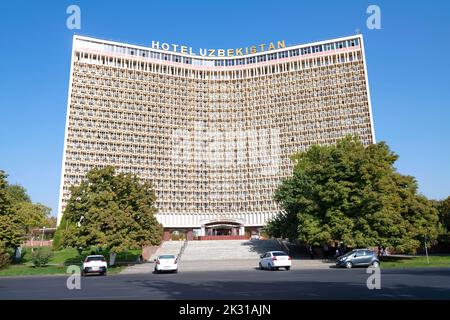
top-left (251, 234), bottom-right (260, 240)
top-left (82, 255), bottom-right (107, 276)
top-left (259, 251), bottom-right (291, 271)
top-left (154, 254), bottom-right (178, 273)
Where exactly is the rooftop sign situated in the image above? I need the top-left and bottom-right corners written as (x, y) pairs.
top-left (151, 40), bottom-right (286, 57)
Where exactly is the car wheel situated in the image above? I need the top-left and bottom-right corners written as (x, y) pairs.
top-left (372, 261), bottom-right (380, 268)
top-left (345, 261), bottom-right (353, 269)
top-left (259, 262), bottom-right (263, 270)
top-left (269, 263), bottom-right (275, 271)
top-left (285, 266), bottom-right (290, 271)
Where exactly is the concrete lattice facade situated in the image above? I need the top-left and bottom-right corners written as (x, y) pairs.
top-left (58, 34), bottom-right (375, 236)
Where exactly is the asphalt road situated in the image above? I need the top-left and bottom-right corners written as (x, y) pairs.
top-left (1, 267), bottom-right (450, 300)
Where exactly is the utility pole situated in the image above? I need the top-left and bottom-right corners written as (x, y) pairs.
top-left (424, 235), bottom-right (429, 264)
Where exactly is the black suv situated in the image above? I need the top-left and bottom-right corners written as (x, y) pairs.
top-left (336, 249), bottom-right (380, 268)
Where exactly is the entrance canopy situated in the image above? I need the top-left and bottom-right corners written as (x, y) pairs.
top-left (199, 218), bottom-right (246, 237)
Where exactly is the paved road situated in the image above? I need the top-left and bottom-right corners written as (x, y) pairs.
top-left (1, 267), bottom-right (450, 300)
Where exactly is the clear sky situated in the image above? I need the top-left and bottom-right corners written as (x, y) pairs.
top-left (0, 1), bottom-right (449, 217)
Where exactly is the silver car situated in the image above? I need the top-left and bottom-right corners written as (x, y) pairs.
top-left (336, 249), bottom-right (380, 268)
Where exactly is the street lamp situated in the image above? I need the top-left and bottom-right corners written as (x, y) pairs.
top-left (40, 226), bottom-right (46, 247)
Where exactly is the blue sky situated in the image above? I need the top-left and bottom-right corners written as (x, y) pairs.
top-left (0, 1), bottom-right (449, 216)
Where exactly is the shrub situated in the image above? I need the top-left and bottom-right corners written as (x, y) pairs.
top-left (31, 247), bottom-right (53, 267)
top-left (0, 242), bottom-right (10, 270)
top-left (52, 228), bottom-right (63, 251)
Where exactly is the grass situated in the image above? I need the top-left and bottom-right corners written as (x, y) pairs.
top-left (381, 255), bottom-right (450, 269)
top-left (0, 264), bottom-right (67, 277)
top-left (0, 247), bottom-right (141, 277)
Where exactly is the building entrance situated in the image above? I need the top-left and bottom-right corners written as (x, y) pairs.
top-left (206, 224), bottom-right (240, 236)
top-left (200, 219), bottom-right (246, 239)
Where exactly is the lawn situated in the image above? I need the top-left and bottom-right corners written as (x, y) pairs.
top-left (381, 255), bottom-right (450, 269)
top-left (0, 247), bottom-right (141, 277)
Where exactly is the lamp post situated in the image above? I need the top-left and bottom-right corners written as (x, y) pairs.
top-left (40, 226), bottom-right (46, 247)
top-left (424, 235), bottom-right (430, 264)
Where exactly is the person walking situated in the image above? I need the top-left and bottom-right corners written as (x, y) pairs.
top-left (323, 243), bottom-right (329, 259)
top-left (309, 245), bottom-right (314, 259)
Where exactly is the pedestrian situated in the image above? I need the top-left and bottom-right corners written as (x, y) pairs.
top-left (309, 245), bottom-right (314, 259)
top-left (323, 243), bottom-right (329, 259)
top-left (377, 243), bottom-right (382, 257)
top-left (338, 245), bottom-right (344, 257)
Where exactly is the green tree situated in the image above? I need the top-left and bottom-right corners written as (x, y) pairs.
top-left (437, 196), bottom-right (450, 233)
top-left (13, 202), bottom-right (52, 233)
top-left (6, 184), bottom-right (31, 204)
top-left (0, 171), bottom-right (26, 249)
top-left (0, 241), bottom-right (10, 270)
top-left (60, 166), bottom-right (163, 253)
top-left (0, 171), bottom-right (12, 267)
top-left (268, 136), bottom-right (441, 254)
top-left (0, 170), bottom-right (10, 215)
top-left (0, 170), bottom-right (53, 250)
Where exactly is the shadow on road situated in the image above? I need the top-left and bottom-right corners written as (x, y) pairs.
top-left (122, 272), bottom-right (450, 300)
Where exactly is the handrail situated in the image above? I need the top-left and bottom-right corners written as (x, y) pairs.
top-left (277, 238), bottom-right (290, 255)
top-left (178, 239), bottom-right (188, 261)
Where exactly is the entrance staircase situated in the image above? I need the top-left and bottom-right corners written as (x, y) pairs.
top-left (149, 240), bottom-right (185, 261)
top-left (180, 239), bottom-right (283, 261)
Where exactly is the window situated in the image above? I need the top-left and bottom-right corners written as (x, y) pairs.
top-left (257, 55), bottom-right (267, 62)
top-left (336, 41), bottom-right (347, 49)
top-left (324, 43), bottom-right (334, 51)
top-left (312, 45), bottom-right (322, 53)
top-left (355, 251), bottom-right (366, 257)
top-left (289, 49), bottom-right (300, 56)
top-left (301, 47), bottom-right (311, 55)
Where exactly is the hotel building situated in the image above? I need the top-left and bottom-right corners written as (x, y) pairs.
top-left (58, 34), bottom-right (375, 240)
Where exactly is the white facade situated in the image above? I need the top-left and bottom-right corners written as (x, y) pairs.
top-left (58, 34), bottom-right (375, 230)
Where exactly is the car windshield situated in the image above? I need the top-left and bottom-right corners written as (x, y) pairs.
top-left (86, 256), bottom-right (104, 262)
top-left (272, 252), bottom-right (287, 256)
top-left (159, 255), bottom-right (175, 259)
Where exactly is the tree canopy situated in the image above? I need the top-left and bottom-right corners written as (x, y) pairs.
top-left (0, 171), bottom-right (25, 249)
top-left (6, 184), bottom-right (31, 204)
top-left (60, 166), bottom-right (163, 253)
top-left (436, 196), bottom-right (450, 234)
top-left (0, 170), bottom-right (54, 250)
top-left (266, 136), bottom-right (441, 253)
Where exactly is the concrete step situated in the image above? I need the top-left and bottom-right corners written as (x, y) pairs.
top-left (119, 262), bottom-right (154, 274)
top-left (180, 239), bottom-right (283, 261)
top-left (149, 240), bottom-right (185, 261)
